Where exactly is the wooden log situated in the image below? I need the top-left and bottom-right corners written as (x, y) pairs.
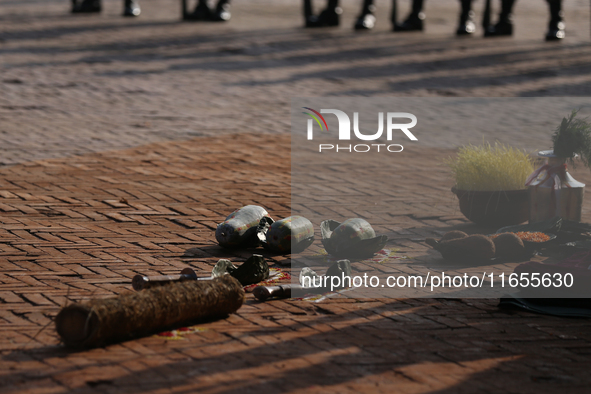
top-left (55, 275), bottom-right (244, 348)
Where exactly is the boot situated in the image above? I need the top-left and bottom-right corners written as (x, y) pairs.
top-left (184, 0), bottom-right (213, 20)
top-left (72, 0), bottom-right (101, 13)
top-left (484, 0), bottom-right (514, 37)
top-left (456, 0), bottom-right (475, 35)
top-left (306, 0), bottom-right (341, 27)
top-left (123, 0), bottom-right (140, 17)
top-left (354, 1), bottom-right (376, 30)
top-left (545, 0), bottom-right (565, 41)
top-left (394, 0), bottom-right (424, 32)
top-left (212, 0), bottom-right (231, 21)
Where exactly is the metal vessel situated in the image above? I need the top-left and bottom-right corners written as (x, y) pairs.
top-left (527, 150), bottom-right (585, 223)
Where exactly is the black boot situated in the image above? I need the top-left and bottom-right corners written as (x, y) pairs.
top-left (72, 0), bottom-right (101, 13)
top-left (184, 0), bottom-right (213, 20)
top-left (545, 0), bottom-right (565, 41)
top-left (394, 0), bottom-right (424, 32)
top-left (456, 0), bottom-right (475, 35)
top-left (212, 0), bottom-right (231, 21)
top-left (306, 0), bottom-right (341, 28)
top-left (484, 0), bottom-right (514, 37)
top-left (354, 2), bottom-right (376, 30)
top-left (123, 0), bottom-right (140, 17)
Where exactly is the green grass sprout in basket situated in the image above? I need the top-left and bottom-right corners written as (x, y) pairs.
top-left (448, 143), bottom-right (534, 191)
top-left (552, 110), bottom-right (591, 168)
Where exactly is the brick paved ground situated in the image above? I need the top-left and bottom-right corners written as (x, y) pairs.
top-left (2, 133), bottom-right (591, 393)
top-left (2, 0), bottom-right (591, 393)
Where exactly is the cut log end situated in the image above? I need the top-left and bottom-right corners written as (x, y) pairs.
top-left (55, 304), bottom-right (96, 346)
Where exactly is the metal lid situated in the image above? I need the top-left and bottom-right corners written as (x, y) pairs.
top-left (537, 150), bottom-right (556, 158)
top-left (538, 150), bottom-right (579, 159)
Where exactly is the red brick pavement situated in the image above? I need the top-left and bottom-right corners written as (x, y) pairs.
top-left (1, 133), bottom-right (591, 393)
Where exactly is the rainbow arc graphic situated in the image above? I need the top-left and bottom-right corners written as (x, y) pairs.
top-left (302, 107), bottom-right (328, 131)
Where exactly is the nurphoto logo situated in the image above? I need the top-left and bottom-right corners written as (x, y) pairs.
top-left (302, 107), bottom-right (418, 153)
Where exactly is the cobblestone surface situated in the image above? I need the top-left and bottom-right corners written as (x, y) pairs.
top-left (1, 1), bottom-right (591, 393)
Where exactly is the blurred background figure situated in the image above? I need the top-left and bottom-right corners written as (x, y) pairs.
top-left (393, 0), bottom-right (425, 31)
top-left (354, 0), bottom-right (425, 31)
top-left (304, 0), bottom-right (341, 27)
top-left (457, 0), bottom-right (477, 35)
top-left (354, 0), bottom-right (379, 29)
top-left (304, 0), bottom-right (426, 31)
top-left (71, 0), bottom-right (140, 16)
top-left (182, 0), bottom-right (232, 21)
top-left (459, 0), bottom-right (565, 40)
top-left (483, 0), bottom-right (518, 37)
top-left (543, 0), bottom-right (565, 40)
top-left (71, 0), bottom-right (101, 13)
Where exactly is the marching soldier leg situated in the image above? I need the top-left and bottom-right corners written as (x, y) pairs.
top-left (484, 0), bottom-right (515, 37)
top-left (306, 0), bottom-right (341, 27)
top-left (456, 0), bottom-right (475, 35)
top-left (545, 0), bottom-right (565, 41)
top-left (212, 0), bottom-right (231, 21)
top-left (123, 0), bottom-right (141, 17)
top-left (354, 0), bottom-right (377, 30)
top-left (184, 0), bottom-right (230, 21)
top-left (303, 0), bottom-right (313, 21)
top-left (72, 0), bottom-right (101, 13)
top-left (394, 0), bottom-right (425, 32)
top-left (184, 0), bottom-right (212, 20)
